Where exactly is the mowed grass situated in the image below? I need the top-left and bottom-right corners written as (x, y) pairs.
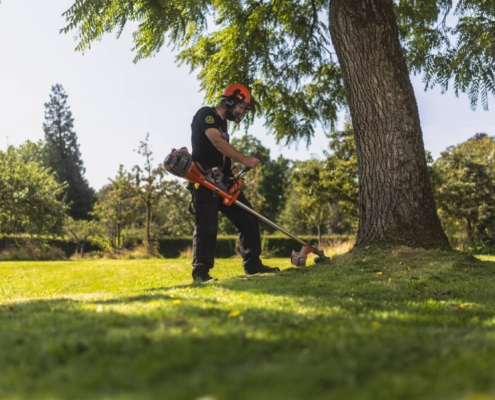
top-left (1, 249), bottom-right (495, 400)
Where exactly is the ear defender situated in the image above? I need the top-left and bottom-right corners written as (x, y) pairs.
top-left (226, 89), bottom-right (243, 108)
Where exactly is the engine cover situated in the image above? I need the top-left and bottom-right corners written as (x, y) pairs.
top-left (163, 148), bottom-right (193, 177)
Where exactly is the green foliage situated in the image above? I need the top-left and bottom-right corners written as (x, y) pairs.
top-left (93, 165), bottom-right (140, 249)
top-left (278, 187), bottom-right (309, 235)
top-left (134, 133), bottom-right (168, 252)
top-left (90, 140), bottom-right (193, 249)
top-left (2, 250), bottom-right (495, 399)
top-left (289, 158), bottom-right (334, 243)
top-left (62, 0), bottom-right (494, 142)
top-left (322, 119), bottom-right (359, 221)
top-left (431, 134), bottom-right (495, 250)
top-left (0, 238), bottom-right (67, 261)
top-left (278, 121), bottom-right (358, 238)
top-left (231, 135), bottom-right (291, 230)
top-left (64, 217), bottom-right (103, 257)
top-left (156, 180), bottom-right (194, 238)
top-left (62, 0), bottom-right (345, 144)
top-left (13, 140), bottom-right (46, 164)
top-left (0, 144), bottom-right (67, 237)
top-left (397, 0), bottom-right (495, 110)
top-left (43, 84), bottom-right (96, 219)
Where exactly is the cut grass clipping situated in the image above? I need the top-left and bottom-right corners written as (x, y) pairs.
top-left (1, 248), bottom-right (495, 400)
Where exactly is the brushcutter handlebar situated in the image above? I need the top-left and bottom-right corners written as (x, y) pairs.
top-left (238, 151), bottom-right (262, 178)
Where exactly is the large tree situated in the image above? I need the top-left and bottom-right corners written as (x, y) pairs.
top-left (43, 84), bottom-right (96, 220)
top-left (62, 0), bottom-right (495, 249)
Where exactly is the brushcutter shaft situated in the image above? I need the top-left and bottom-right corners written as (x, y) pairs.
top-left (234, 200), bottom-right (308, 248)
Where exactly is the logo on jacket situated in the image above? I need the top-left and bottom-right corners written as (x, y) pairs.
top-left (205, 116), bottom-right (215, 124)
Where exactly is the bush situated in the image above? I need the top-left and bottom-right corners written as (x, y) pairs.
top-left (0, 239), bottom-right (66, 261)
top-left (0, 237), bottom-right (101, 260)
top-left (158, 235), bottom-right (353, 258)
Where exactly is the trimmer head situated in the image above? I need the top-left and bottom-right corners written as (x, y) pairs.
top-left (291, 246), bottom-right (312, 267)
top-left (291, 245), bottom-right (327, 267)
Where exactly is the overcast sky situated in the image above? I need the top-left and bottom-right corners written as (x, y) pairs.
top-left (1, 1), bottom-right (494, 190)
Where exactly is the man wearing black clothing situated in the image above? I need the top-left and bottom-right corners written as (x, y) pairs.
top-left (190, 83), bottom-right (280, 282)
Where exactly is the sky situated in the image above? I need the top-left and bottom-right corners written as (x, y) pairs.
top-left (1, 1), bottom-right (494, 191)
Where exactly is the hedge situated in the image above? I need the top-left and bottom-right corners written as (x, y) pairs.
top-left (159, 235), bottom-right (352, 258)
top-left (0, 235), bottom-right (352, 259)
top-left (0, 237), bottom-right (100, 258)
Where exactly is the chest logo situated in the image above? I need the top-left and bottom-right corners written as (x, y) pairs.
top-left (205, 116), bottom-right (215, 124)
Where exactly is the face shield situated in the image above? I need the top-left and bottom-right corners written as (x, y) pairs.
top-left (230, 101), bottom-right (251, 123)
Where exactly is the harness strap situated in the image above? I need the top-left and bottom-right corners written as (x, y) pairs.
top-left (212, 107), bottom-right (227, 169)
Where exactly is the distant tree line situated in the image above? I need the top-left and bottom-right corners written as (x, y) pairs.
top-left (1, 84), bottom-right (495, 255)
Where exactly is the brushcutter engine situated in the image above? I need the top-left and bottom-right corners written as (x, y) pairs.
top-left (163, 147), bottom-right (193, 178)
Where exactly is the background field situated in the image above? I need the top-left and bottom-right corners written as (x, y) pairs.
top-left (1, 251), bottom-right (495, 400)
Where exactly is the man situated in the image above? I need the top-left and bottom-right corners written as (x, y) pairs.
top-left (190, 83), bottom-right (280, 282)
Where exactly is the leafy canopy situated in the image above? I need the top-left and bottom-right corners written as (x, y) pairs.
top-left (62, 0), bottom-right (343, 144)
top-left (398, 0), bottom-right (495, 111)
top-left (63, 0), bottom-right (495, 146)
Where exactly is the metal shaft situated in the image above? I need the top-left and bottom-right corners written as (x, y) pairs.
top-left (234, 200), bottom-right (309, 248)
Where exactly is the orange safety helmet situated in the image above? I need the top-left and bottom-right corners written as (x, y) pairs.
top-left (221, 83), bottom-right (251, 122)
top-left (222, 83), bottom-right (250, 105)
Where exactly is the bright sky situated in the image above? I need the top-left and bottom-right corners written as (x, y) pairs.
top-left (1, 1), bottom-right (494, 191)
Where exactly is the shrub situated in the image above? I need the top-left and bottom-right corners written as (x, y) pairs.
top-left (0, 240), bottom-right (66, 261)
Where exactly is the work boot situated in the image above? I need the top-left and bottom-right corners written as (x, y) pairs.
top-left (245, 264), bottom-right (280, 275)
top-left (192, 270), bottom-right (217, 283)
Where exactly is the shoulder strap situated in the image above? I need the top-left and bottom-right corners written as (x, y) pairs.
top-left (211, 107), bottom-right (227, 169)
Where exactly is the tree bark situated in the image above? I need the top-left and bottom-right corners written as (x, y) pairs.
top-left (466, 218), bottom-right (472, 244)
top-left (329, 0), bottom-right (450, 249)
top-left (146, 200), bottom-right (152, 253)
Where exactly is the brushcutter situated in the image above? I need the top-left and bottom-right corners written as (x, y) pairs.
top-left (163, 147), bottom-right (327, 266)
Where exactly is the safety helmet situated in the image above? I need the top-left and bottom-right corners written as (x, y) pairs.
top-left (221, 83), bottom-right (251, 122)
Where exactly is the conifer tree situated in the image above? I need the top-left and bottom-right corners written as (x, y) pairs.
top-left (43, 84), bottom-right (95, 220)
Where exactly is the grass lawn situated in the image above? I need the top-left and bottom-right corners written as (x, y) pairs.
top-left (1, 249), bottom-right (495, 400)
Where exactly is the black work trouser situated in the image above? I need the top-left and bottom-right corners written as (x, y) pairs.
top-left (192, 185), bottom-right (263, 274)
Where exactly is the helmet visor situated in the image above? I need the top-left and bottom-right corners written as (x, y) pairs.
top-left (232, 101), bottom-right (251, 122)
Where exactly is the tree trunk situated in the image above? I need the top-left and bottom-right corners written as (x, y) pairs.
top-left (329, 0), bottom-right (449, 249)
top-left (146, 200), bottom-right (152, 253)
top-left (466, 218), bottom-right (472, 244)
